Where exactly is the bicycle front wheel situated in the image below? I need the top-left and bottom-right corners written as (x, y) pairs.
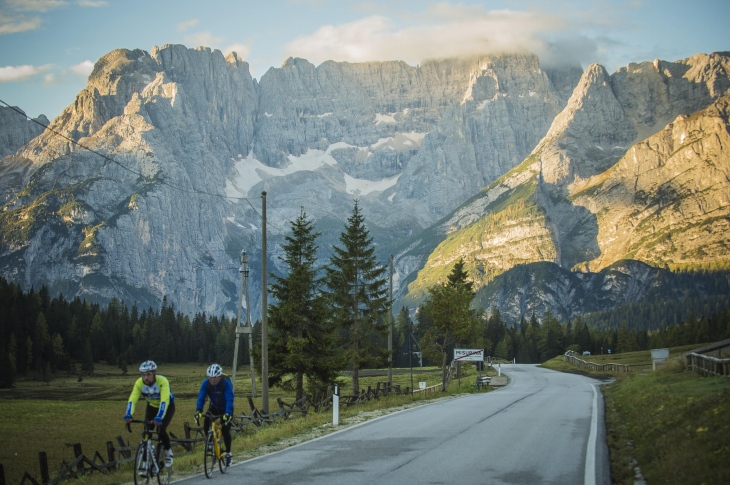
top-left (134, 442), bottom-right (152, 485)
top-left (218, 439), bottom-right (227, 474)
top-left (203, 431), bottom-right (216, 478)
top-left (155, 444), bottom-right (172, 485)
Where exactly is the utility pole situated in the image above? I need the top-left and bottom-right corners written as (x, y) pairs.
top-left (387, 254), bottom-right (393, 386)
top-left (261, 191), bottom-right (269, 413)
top-left (242, 251), bottom-right (256, 397)
top-left (232, 250), bottom-right (246, 388)
top-left (409, 322), bottom-right (414, 397)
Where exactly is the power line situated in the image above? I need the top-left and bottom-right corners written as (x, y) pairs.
top-left (0, 99), bottom-right (264, 218)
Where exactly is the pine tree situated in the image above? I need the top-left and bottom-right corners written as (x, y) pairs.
top-left (325, 201), bottom-right (389, 394)
top-left (269, 208), bottom-right (344, 400)
top-left (421, 258), bottom-right (477, 390)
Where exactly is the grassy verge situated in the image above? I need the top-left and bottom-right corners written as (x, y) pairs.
top-left (1, 362), bottom-right (490, 484)
top-left (542, 347), bottom-right (730, 484)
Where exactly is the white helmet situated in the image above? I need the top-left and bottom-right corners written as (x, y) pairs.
top-left (207, 363), bottom-right (223, 377)
top-left (139, 360), bottom-right (157, 372)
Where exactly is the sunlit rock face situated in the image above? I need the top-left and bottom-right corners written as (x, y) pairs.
top-left (409, 53), bottom-right (730, 321)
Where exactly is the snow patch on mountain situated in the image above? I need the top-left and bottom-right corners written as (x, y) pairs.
top-left (345, 173), bottom-right (400, 196)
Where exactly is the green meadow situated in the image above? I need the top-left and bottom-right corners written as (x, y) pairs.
top-left (542, 345), bottom-right (730, 485)
top-left (0, 362), bottom-right (465, 484)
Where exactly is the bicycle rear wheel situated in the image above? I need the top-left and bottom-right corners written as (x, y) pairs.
top-left (155, 444), bottom-right (172, 485)
top-left (203, 431), bottom-right (216, 478)
top-left (134, 442), bottom-right (152, 485)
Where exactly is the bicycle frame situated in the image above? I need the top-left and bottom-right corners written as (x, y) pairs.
top-left (127, 419), bottom-right (172, 485)
top-left (200, 413), bottom-right (228, 478)
top-left (210, 419), bottom-right (223, 459)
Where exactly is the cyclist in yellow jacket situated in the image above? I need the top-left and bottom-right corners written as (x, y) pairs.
top-left (124, 360), bottom-right (176, 467)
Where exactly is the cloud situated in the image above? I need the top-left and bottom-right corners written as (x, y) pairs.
top-left (0, 13), bottom-right (41, 34)
top-left (0, 64), bottom-right (52, 82)
top-left (70, 60), bottom-right (94, 76)
top-left (184, 31), bottom-right (224, 49)
top-left (1, 0), bottom-right (104, 35)
top-left (177, 18), bottom-right (198, 32)
top-left (75, 0), bottom-right (108, 6)
top-left (6, 0), bottom-right (67, 13)
top-left (222, 43), bottom-right (251, 60)
top-left (283, 4), bottom-right (595, 68)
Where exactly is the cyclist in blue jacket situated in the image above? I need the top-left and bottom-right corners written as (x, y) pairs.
top-left (196, 363), bottom-right (234, 466)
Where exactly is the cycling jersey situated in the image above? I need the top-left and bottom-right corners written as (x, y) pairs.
top-left (126, 374), bottom-right (175, 420)
top-left (196, 376), bottom-right (234, 415)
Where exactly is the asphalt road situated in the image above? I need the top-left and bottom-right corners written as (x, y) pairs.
top-left (177, 364), bottom-right (611, 484)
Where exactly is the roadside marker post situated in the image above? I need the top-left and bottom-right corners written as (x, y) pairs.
top-left (333, 384), bottom-right (339, 426)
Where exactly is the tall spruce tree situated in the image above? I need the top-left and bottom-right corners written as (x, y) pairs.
top-left (422, 258), bottom-right (477, 390)
top-left (325, 200), bottom-right (389, 394)
top-left (268, 208), bottom-right (343, 400)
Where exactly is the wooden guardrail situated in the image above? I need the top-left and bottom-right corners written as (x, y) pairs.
top-left (686, 352), bottom-right (730, 377)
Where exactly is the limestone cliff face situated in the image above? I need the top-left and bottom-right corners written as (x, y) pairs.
top-left (0, 107), bottom-right (47, 158)
top-left (573, 93), bottom-right (730, 270)
top-left (1, 45), bottom-right (260, 314)
top-left (0, 106), bottom-right (47, 203)
top-left (473, 260), bottom-right (700, 323)
top-left (3, 44), bottom-right (728, 322)
top-left (0, 46), bottom-right (580, 318)
top-left (403, 52), bottom-right (730, 320)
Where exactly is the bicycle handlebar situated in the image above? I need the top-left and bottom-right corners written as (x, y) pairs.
top-left (126, 419), bottom-right (160, 434)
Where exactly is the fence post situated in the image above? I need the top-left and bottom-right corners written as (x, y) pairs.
top-left (106, 441), bottom-right (115, 468)
top-left (39, 451), bottom-right (50, 484)
top-left (184, 421), bottom-right (192, 444)
top-left (73, 443), bottom-right (83, 473)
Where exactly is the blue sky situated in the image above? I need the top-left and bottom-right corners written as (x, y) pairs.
top-left (1, 0), bottom-right (728, 120)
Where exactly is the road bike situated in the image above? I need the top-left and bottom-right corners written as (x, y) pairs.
top-left (127, 419), bottom-right (172, 485)
top-left (198, 412), bottom-right (229, 478)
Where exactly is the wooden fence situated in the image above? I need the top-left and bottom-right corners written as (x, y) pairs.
top-left (686, 352), bottom-right (730, 377)
top-left (413, 360), bottom-right (456, 394)
top-left (563, 351), bottom-right (635, 373)
top-left (2, 381), bottom-right (410, 485)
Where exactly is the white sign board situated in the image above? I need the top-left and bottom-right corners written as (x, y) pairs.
top-left (419, 381), bottom-right (426, 389)
top-left (651, 348), bottom-right (669, 361)
top-left (453, 349), bottom-right (485, 362)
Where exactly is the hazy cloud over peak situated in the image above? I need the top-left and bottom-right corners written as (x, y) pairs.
top-left (184, 31), bottom-right (224, 49)
top-left (70, 60), bottom-right (94, 76)
top-left (283, 6), bottom-right (593, 68)
top-left (177, 18), bottom-right (198, 32)
top-left (223, 43), bottom-right (251, 61)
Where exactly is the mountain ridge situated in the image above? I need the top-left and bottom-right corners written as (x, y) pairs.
top-left (1, 45), bottom-right (728, 324)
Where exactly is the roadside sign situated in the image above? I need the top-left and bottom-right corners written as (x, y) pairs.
top-left (454, 349), bottom-right (485, 362)
top-left (651, 348), bottom-right (669, 361)
top-left (651, 348), bottom-right (669, 370)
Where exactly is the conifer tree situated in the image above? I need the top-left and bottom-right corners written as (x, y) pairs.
top-left (269, 208), bottom-right (344, 400)
top-left (421, 258), bottom-right (477, 390)
top-left (325, 201), bottom-right (389, 394)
